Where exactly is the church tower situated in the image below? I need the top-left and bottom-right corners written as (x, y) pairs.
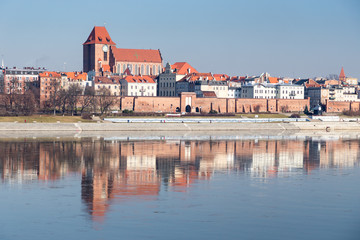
top-left (83, 26), bottom-right (116, 73)
top-left (339, 67), bottom-right (346, 82)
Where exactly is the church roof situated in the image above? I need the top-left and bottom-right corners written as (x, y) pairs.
top-left (112, 47), bottom-right (162, 63)
top-left (83, 26), bottom-right (116, 45)
top-left (171, 62), bottom-right (198, 75)
top-left (339, 67), bottom-right (346, 79)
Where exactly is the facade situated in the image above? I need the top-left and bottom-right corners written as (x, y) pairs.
top-left (110, 47), bottom-right (162, 76)
top-left (39, 71), bottom-right (62, 104)
top-left (158, 63), bottom-right (176, 97)
top-left (241, 84), bottom-right (304, 99)
top-left (120, 75), bottom-right (157, 97)
top-left (228, 87), bottom-right (242, 98)
top-left (83, 26), bottom-right (162, 76)
top-left (307, 85), bottom-right (359, 109)
top-left (94, 76), bottom-right (121, 96)
top-left (176, 72), bottom-right (229, 97)
top-left (276, 84), bottom-right (305, 99)
top-left (3, 67), bottom-right (44, 94)
top-left (158, 62), bottom-right (198, 97)
top-left (241, 84), bottom-right (277, 99)
top-left (61, 72), bottom-right (92, 94)
top-left (194, 80), bottom-right (228, 98)
top-left (83, 26), bottom-right (116, 73)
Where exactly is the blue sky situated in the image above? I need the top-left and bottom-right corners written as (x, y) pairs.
top-left (1, 0), bottom-right (359, 78)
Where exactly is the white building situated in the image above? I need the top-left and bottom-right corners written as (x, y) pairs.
top-left (228, 87), bottom-right (242, 98)
top-left (120, 75), bottom-right (157, 97)
top-left (241, 83), bottom-right (304, 99)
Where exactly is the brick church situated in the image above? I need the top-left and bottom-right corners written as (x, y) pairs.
top-left (83, 26), bottom-right (162, 75)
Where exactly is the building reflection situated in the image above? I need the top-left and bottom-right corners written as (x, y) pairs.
top-left (0, 137), bottom-right (359, 222)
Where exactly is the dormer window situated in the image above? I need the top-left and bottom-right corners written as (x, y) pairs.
top-left (106, 37), bottom-right (110, 42)
top-left (98, 37), bottom-right (102, 41)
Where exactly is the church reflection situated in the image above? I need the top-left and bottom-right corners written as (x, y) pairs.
top-left (0, 137), bottom-right (359, 222)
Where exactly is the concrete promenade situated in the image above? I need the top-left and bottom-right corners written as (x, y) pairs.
top-left (0, 121), bottom-right (359, 133)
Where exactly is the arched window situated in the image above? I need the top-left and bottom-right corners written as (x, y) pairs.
top-left (141, 65), bottom-right (144, 75)
top-left (123, 64), bottom-right (126, 73)
top-left (135, 64), bottom-right (138, 75)
top-left (146, 65), bottom-right (150, 75)
top-left (153, 65), bottom-right (156, 75)
top-left (117, 64), bottom-right (120, 74)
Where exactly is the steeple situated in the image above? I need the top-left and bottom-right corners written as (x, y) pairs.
top-left (339, 67), bottom-right (346, 81)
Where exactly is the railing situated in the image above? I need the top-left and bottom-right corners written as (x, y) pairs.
top-left (104, 118), bottom-right (309, 123)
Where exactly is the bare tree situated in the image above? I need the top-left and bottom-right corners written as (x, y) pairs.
top-left (48, 78), bottom-right (61, 115)
top-left (66, 84), bottom-right (82, 115)
top-left (97, 88), bottom-right (116, 115)
top-left (80, 86), bottom-right (95, 114)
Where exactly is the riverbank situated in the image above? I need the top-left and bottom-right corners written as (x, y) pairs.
top-left (0, 121), bottom-right (360, 131)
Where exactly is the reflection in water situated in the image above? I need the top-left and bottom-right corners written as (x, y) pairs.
top-left (0, 137), bottom-right (359, 222)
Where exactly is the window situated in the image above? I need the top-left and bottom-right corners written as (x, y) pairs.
top-left (104, 51), bottom-right (107, 61)
top-left (146, 65), bottom-right (150, 75)
top-left (141, 65), bottom-right (144, 75)
top-left (153, 65), bottom-right (156, 75)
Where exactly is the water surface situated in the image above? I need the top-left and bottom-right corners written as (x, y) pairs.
top-left (0, 136), bottom-right (359, 240)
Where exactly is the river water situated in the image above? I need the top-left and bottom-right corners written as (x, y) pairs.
top-left (0, 136), bottom-right (359, 240)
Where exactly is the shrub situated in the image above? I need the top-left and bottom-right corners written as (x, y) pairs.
top-left (290, 113), bottom-right (301, 118)
top-left (122, 109), bottom-right (134, 114)
top-left (209, 110), bottom-right (218, 114)
top-left (81, 113), bottom-right (92, 120)
top-left (343, 110), bottom-right (360, 116)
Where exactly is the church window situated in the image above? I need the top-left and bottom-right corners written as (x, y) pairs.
top-left (153, 66), bottom-right (155, 75)
top-left (123, 64), bottom-right (126, 73)
top-left (146, 65), bottom-right (150, 75)
top-left (117, 64), bottom-right (120, 73)
top-left (104, 52), bottom-right (107, 61)
top-left (135, 64), bottom-right (138, 75)
top-left (141, 65), bottom-right (144, 75)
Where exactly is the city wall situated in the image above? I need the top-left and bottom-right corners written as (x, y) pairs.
top-left (12, 92), bottom-right (360, 114)
top-left (325, 100), bottom-right (360, 113)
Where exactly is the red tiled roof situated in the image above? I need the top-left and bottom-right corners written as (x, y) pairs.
top-left (179, 72), bottom-right (228, 82)
top-left (102, 64), bottom-right (111, 72)
top-left (94, 76), bottom-right (121, 84)
top-left (83, 26), bottom-right (116, 45)
top-left (213, 74), bottom-right (230, 81)
top-left (230, 76), bottom-right (246, 82)
top-left (171, 62), bottom-right (198, 75)
top-left (202, 91), bottom-right (217, 97)
top-left (112, 47), bottom-right (162, 63)
top-left (122, 75), bottom-right (156, 83)
top-left (65, 72), bottom-right (87, 81)
top-left (268, 77), bottom-right (278, 84)
top-left (39, 71), bottom-right (61, 78)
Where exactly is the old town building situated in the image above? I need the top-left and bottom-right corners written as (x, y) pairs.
top-left (94, 76), bottom-right (122, 96)
top-left (83, 26), bottom-right (162, 76)
top-left (39, 71), bottom-right (62, 104)
top-left (120, 75), bottom-right (157, 97)
top-left (2, 67), bottom-right (44, 94)
top-left (158, 62), bottom-right (198, 97)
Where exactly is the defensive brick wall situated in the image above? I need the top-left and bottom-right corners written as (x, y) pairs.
top-left (325, 100), bottom-right (360, 113)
